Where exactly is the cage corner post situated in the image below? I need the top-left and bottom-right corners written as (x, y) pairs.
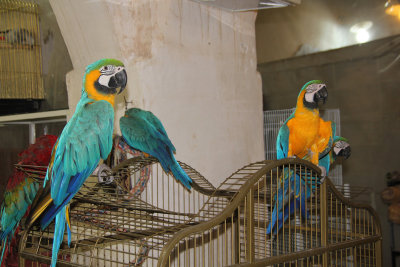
top-left (376, 237), bottom-right (382, 267)
top-left (245, 188), bottom-right (255, 264)
top-left (320, 179), bottom-right (328, 266)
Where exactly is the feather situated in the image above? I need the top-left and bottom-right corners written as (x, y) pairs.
top-left (51, 206), bottom-right (67, 267)
top-left (25, 59), bottom-right (125, 267)
top-left (120, 108), bottom-right (192, 189)
top-left (0, 135), bottom-right (56, 266)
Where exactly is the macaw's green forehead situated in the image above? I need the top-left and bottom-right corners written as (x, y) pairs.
top-left (297, 79), bottom-right (324, 97)
top-left (334, 136), bottom-right (348, 143)
top-left (301, 80), bottom-right (324, 91)
top-left (85, 58), bottom-right (124, 73)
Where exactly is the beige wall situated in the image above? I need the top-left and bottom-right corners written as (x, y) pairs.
top-left (256, 0), bottom-right (400, 63)
top-left (49, 0), bottom-right (264, 186)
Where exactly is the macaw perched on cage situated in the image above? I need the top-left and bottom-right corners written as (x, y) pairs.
top-left (268, 80), bottom-right (351, 235)
top-left (25, 59), bottom-right (127, 267)
top-left (276, 80), bottom-right (332, 175)
top-left (0, 135), bottom-right (57, 267)
top-left (120, 108), bottom-right (192, 189)
top-left (267, 138), bottom-right (351, 235)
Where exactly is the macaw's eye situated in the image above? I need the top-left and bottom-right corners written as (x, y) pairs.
top-left (100, 65), bottom-right (115, 74)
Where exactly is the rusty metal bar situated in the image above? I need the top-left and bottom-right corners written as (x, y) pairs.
top-left (320, 180), bottom-right (328, 266)
top-left (245, 189), bottom-right (255, 263)
top-left (229, 235), bottom-right (381, 267)
top-left (18, 157), bottom-right (382, 267)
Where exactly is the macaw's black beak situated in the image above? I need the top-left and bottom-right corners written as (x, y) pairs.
top-left (109, 69), bottom-right (127, 94)
top-left (337, 146), bottom-right (351, 159)
top-left (116, 69), bottom-right (127, 94)
top-left (313, 85), bottom-right (328, 104)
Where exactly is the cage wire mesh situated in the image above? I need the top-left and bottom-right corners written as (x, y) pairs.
top-left (19, 157), bottom-right (217, 267)
top-left (157, 159), bottom-right (382, 267)
top-left (0, 0), bottom-right (43, 99)
top-left (18, 158), bottom-right (381, 267)
top-left (264, 108), bottom-right (343, 185)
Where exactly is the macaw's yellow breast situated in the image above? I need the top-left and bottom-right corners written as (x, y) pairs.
top-left (85, 70), bottom-right (115, 107)
top-left (287, 109), bottom-right (320, 158)
top-left (317, 118), bottom-right (332, 153)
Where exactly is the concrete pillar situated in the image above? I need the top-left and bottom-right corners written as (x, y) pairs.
top-left (50, 0), bottom-right (263, 185)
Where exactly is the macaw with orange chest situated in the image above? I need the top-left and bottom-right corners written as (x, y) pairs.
top-left (268, 80), bottom-right (349, 236)
top-left (276, 80), bottom-right (332, 174)
top-left (267, 80), bottom-right (330, 236)
top-left (25, 59), bottom-right (127, 267)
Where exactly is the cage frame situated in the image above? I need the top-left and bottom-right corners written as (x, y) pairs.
top-left (158, 158), bottom-right (382, 267)
top-left (17, 158), bottom-right (382, 267)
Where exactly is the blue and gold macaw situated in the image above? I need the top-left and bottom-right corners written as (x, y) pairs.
top-left (267, 137), bottom-right (351, 235)
top-left (26, 59), bottom-right (127, 267)
top-left (268, 80), bottom-right (348, 235)
top-left (276, 80), bottom-right (331, 171)
top-left (120, 108), bottom-right (192, 189)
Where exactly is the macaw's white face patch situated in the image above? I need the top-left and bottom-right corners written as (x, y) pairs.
top-left (304, 83), bottom-right (326, 103)
top-left (333, 140), bottom-right (350, 155)
top-left (98, 74), bottom-right (112, 87)
top-left (98, 66), bottom-right (125, 87)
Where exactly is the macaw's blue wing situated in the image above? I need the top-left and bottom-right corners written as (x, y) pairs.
top-left (267, 172), bottom-right (311, 235)
top-left (318, 153), bottom-right (331, 177)
top-left (120, 108), bottom-right (192, 189)
top-left (0, 177), bottom-right (39, 264)
top-left (140, 109), bottom-right (176, 153)
top-left (269, 194), bottom-right (310, 235)
top-left (276, 113), bottom-right (294, 160)
top-left (267, 170), bottom-right (293, 235)
top-left (44, 100), bottom-right (114, 219)
top-left (266, 187), bottom-right (283, 235)
top-left (27, 100), bottom-right (114, 267)
top-left (267, 190), bottom-right (310, 235)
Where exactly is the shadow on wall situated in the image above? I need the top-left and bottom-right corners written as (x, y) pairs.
top-left (38, 0), bottom-right (72, 111)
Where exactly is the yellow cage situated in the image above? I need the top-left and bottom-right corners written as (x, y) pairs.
top-left (18, 158), bottom-right (382, 266)
top-left (0, 0), bottom-right (43, 99)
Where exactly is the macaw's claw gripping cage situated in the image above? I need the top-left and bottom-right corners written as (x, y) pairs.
top-left (18, 158), bottom-right (382, 267)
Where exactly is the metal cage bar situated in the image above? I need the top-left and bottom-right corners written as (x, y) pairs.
top-left (18, 158), bottom-right (382, 267)
top-left (0, 0), bottom-right (44, 99)
top-left (158, 158), bottom-right (382, 267)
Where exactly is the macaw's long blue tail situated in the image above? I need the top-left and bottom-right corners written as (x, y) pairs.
top-left (0, 234), bottom-right (8, 266)
top-left (266, 203), bottom-right (279, 235)
top-left (170, 160), bottom-right (192, 190)
top-left (51, 205), bottom-right (67, 267)
top-left (267, 194), bottom-right (310, 236)
top-left (156, 147), bottom-right (192, 190)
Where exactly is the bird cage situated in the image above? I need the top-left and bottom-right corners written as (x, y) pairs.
top-left (158, 158), bottom-right (382, 267)
top-left (18, 158), bottom-right (381, 267)
top-left (0, 0), bottom-right (44, 99)
top-left (264, 108), bottom-right (343, 185)
top-left (19, 157), bottom-right (217, 267)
